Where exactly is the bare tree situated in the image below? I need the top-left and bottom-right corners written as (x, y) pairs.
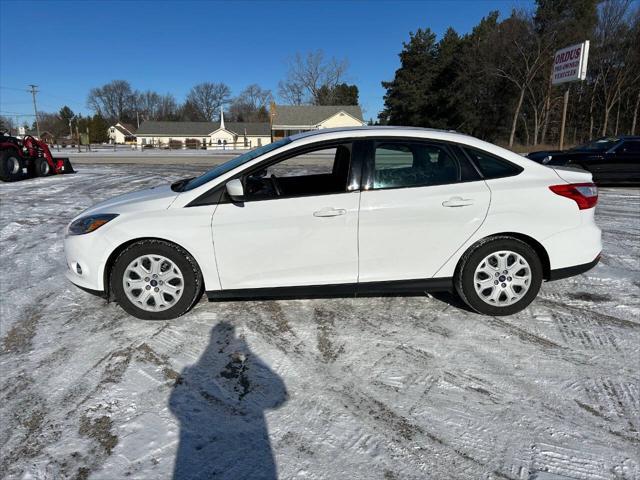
top-left (593, 0), bottom-right (638, 135)
top-left (229, 84), bottom-right (272, 122)
top-left (135, 91), bottom-right (178, 121)
top-left (0, 115), bottom-right (15, 133)
top-left (87, 80), bottom-right (136, 122)
top-left (185, 82), bottom-right (231, 121)
top-left (278, 80), bottom-right (305, 106)
top-left (278, 50), bottom-right (349, 105)
top-left (492, 13), bottom-right (548, 147)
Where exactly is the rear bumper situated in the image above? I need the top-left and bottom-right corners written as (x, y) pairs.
top-left (548, 254), bottom-right (600, 281)
top-left (542, 213), bottom-right (602, 271)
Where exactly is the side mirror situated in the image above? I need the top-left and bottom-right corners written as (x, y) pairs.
top-left (226, 179), bottom-right (245, 202)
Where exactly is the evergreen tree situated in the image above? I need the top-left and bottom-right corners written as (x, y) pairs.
top-left (379, 28), bottom-right (439, 126)
top-left (316, 83), bottom-right (359, 105)
top-left (429, 28), bottom-right (465, 129)
top-left (59, 106), bottom-right (75, 124)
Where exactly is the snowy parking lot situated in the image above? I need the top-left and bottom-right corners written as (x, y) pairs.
top-left (1, 165), bottom-right (639, 480)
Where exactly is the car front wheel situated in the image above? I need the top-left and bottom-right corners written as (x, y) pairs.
top-left (455, 236), bottom-right (542, 316)
top-left (110, 240), bottom-right (203, 320)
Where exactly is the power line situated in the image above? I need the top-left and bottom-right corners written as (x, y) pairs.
top-left (36, 90), bottom-right (85, 110)
top-left (0, 111), bottom-right (36, 116)
top-left (1, 85), bottom-right (84, 111)
top-left (0, 86), bottom-right (29, 92)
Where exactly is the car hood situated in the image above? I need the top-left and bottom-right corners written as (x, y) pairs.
top-left (77, 184), bottom-right (179, 218)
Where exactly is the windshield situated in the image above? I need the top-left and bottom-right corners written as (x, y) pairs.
top-left (571, 138), bottom-right (620, 152)
top-left (181, 138), bottom-right (292, 191)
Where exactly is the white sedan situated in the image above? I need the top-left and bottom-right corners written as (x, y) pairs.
top-left (64, 127), bottom-right (602, 320)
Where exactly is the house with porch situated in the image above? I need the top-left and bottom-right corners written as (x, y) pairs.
top-left (270, 104), bottom-right (365, 140)
top-left (108, 122), bottom-right (137, 144)
top-left (136, 112), bottom-right (271, 149)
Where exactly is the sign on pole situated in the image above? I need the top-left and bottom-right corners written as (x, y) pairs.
top-left (552, 41), bottom-right (590, 149)
top-left (552, 41), bottom-right (589, 85)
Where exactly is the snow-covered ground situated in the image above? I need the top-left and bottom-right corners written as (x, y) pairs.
top-left (1, 166), bottom-right (639, 480)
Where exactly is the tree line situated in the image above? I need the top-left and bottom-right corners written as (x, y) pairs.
top-left (83, 49), bottom-right (360, 126)
top-left (378, 0), bottom-right (639, 148)
top-left (0, 49), bottom-right (360, 143)
top-left (3, 0), bottom-right (637, 149)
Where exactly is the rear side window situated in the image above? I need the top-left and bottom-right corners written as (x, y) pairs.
top-left (620, 141), bottom-right (640, 153)
top-left (372, 141), bottom-right (479, 189)
top-left (464, 148), bottom-right (523, 179)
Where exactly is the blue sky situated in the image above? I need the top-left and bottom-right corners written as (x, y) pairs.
top-left (0, 0), bottom-right (534, 122)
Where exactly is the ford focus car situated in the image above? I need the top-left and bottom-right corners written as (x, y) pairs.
top-left (64, 127), bottom-right (602, 320)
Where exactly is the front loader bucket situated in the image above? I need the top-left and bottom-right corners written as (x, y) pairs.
top-left (55, 158), bottom-right (76, 174)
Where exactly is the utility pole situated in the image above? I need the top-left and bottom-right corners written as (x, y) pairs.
top-left (136, 111), bottom-right (140, 129)
top-left (28, 84), bottom-right (40, 137)
top-left (559, 88), bottom-right (570, 151)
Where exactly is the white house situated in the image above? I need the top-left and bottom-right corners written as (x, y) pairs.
top-left (270, 104), bottom-right (365, 140)
top-left (136, 111), bottom-right (271, 149)
top-left (134, 105), bottom-right (366, 149)
top-left (107, 122), bottom-right (137, 144)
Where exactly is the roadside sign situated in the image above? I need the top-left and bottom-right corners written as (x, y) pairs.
top-left (552, 41), bottom-right (589, 85)
top-left (553, 40), bottom-right (590, 149)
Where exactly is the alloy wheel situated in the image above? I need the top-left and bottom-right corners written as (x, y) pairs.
top-left (122, 254), bottom-right (185, 312)
top-left (473, 250), bottom-right (532, 306)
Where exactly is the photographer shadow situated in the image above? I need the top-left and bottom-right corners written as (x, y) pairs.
top-left (169, 322), bottom-right (287, 480)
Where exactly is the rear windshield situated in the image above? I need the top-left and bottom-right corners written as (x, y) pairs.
top-left (182, 138), bottom-right (292, 191)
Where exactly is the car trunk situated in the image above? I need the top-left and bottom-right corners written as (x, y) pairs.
top-left (549, 165), bottom-right (593, 184)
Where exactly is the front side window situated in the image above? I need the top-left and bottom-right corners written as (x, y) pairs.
top-left (372, 141), bottom-right (471, 189)
top-left (182, 138), bottom-right (292, 191)
top-left (243, 143), bottom-right (352, 200)
top-left (464, 148), bottom-right (522, 179)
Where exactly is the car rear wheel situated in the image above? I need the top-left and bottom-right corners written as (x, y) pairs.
top-left (455, 236), bottom-right (542, 316)
top-left (110, 240), bottom-right (203, 320)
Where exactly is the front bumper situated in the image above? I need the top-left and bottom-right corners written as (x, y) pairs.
top-left (64, 231), bottom-right (113, 292)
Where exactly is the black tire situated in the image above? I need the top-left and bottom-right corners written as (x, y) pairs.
top-left (454, 236), bottom-right (543, 316)
top-left (110, 240), bottom-right (203, 320)
top-left (0, 149), bottom-right (25, 182)
top-left (34, 157), bottom-right (51, 177)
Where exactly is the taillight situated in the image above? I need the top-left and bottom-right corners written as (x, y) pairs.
top-left (549, 183), bottom-right (598, 209)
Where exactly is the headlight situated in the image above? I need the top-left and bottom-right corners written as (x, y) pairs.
top-left (68, 214), bottom-right (119, 235)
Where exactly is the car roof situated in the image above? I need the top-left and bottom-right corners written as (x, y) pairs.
top-left (289, 126), bottom-right (459, 140)
top-left (173, 126), bottom-right (556, 206)
top-left (590, 135), bottom-right (640, 141)
top-left (286, 126), bottom-right (536, 169)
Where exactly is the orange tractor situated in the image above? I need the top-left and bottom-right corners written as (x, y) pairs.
top-left (0, 131), bottom-right (75, 182)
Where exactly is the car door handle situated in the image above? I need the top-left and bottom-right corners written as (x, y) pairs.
top-left (442, 197), bottom-right (474, 207)
top-left (313, 208), bottom-right (347, 217)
